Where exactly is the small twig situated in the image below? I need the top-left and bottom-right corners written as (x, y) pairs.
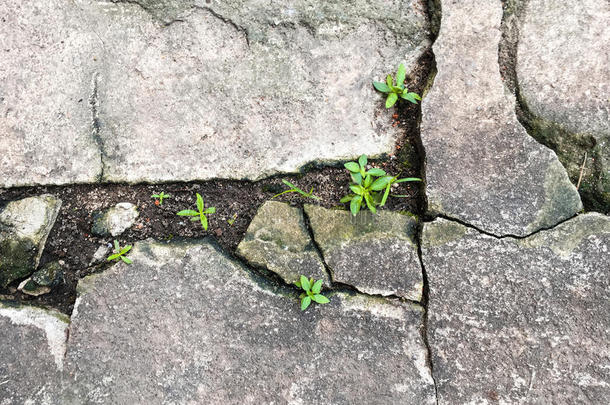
top-left (576, 152), bottom-right (587, 190)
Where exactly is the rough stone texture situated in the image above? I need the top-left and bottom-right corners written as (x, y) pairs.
top-left (0, 304), bottom-right (68, 405)
top-left (421, 0), bottom-right (582, 236)
top-left (0, 195), bottom-right (62, 287)
top-left (517, 0), bottom-right (610, 212)
top-left (18, 261), bottom-right (64, 296)
top-left (0, 0), bottom-right (430, 187)
top-left (237, 201), bottom-right (328, 286)
top-left (304, 205), bottom-right (423, 301)
top-left (91, 202), bottom-right (139, 237)
top-left (63, 239), bottom-right (436, 404)
top-left (422, 214), bottom-right (610, 404)
top-left (0, 1), bottom-right (103, 187)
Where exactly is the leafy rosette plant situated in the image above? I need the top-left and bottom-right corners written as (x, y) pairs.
top-left (177, 193), bottom-right (216, 231)
top-left (340, 154), bottom-right (422, 216)
top-left (295, 275), bottom-right (329, 311)
top-left (107, 240), bottom-right (133, 264)
top-left (373, 63), bottom-right (422, 108)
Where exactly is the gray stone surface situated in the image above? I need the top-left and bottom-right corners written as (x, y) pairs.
top-left (421, 214), bottom-right (610, 404)
top-left (63, 239), bottom-right (436, 404)
top-left (91, 202), bottom-right (139, 237)
top-left (0, 304), bottom-right (69, 405)
top-left (0, 195), bottom-right (62, 287)
top-left (18, 261), bottom-right (64, 297)
top-left (517, 0), bottom-right (610, 212)
top-left (0, 0), bottom-right (430, 187)
top-left (420, 0), bottom-right (582, 236)
top-left (237, 201), bottom-right (328, 286)
top-left (304, 205), bottom-right (423, 301)
top-left (0, 1), bottom-right (103, 187)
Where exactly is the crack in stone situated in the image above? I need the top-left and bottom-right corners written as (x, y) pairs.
top-left (300, 206), bottom-right (336, 284)
top-left (88, 73), bottom-right (106, 182)
top-left (192, 5), bottom-right (251, 48)
top-left (429, 211), bottom-right (580, 240)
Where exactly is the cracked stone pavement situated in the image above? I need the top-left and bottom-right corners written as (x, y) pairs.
top-left (1, 0), bottom-right (609, 404)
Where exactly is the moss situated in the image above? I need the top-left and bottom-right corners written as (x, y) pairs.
top-left (422, 220), bottom-right (467, 248)
top-left (0, 237), bottom-right (37, 287)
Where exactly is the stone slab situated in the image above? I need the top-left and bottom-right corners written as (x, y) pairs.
top-left (0, 304), bottom-right (69, 405)
top-left (517, 0), bottom-right (610, 211)
top-left (63, 239), bottom-right (436, 404)
top-left (237, 201), bottom-right (328, 286)
top-left (420, 0), bottom-right (582, 236)
top-left (0, 195), bottom-right (62, 287)
top-left (305, 205), bottom-right (423, 301)
top-left (421, 214), bottom-right (610, 404)
top-left (0, 0), bottom-right (431, 187)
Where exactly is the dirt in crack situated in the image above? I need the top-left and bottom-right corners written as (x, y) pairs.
top-left (0, 52), bottom-right (434, 315)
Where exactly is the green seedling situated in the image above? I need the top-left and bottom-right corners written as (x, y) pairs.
top-left (107, 240), bottom-right (132, 264)
top-left (340, 154), bottom-right (421, 216)
top-left (151, 191), bottom-right (170, 205)
top-left (272, 179), bottom-right (320, 200)
top-left (177, 193), bottom-right (216, 231)
top-left (295, 275), bottom-right (330, 311)
top-left (373, 63), bottom-right (422, 108)
top-left (227, 213), bottom-right (238, 226)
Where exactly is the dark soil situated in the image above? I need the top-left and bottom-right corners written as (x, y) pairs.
top-left (0, 50), bottom-right (434, 315)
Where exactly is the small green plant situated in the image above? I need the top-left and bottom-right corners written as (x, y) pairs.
top-left (151, 191), bottom-right (170, 205)
top-left (227, 213), bottom-right (238, 226)
top-left (107, 240), bottom-right (132, 264)
top-left (272, 179), bottom-right (320, 200)
top-left (295, 275), bottom-right (330, 311)
top-left (177, 193), bottom-right (216, 231)
top-left (373, 63), bottom-right (422, 108)
top-left (340, 154), bottom-right (421, 216)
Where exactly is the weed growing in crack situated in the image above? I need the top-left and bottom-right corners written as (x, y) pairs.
top-left (373, 63), bottom-right (422, 108)
top-left (295, 275), bottom-right (329, 311)
top-left (271, 179), bottom-right (320, 200)
top-left (177, 193), bottom-right (216, 231)
top-left (151, 191), bottom-right (170, 205)
top-left (107, 240), bottom-right (133, 264)
top-left (340, 154), bottom-right (421, 215)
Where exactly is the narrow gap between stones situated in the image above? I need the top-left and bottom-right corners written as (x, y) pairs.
top-left (300, 206), bottom-right (336, 284)
top-left (429, 211), bottom-right (580, 240)
top-left (498, 0), bottom-right (604, 213)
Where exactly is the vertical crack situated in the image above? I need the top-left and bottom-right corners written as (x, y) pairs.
top-left (88, 73), bottom-right (106, 182)
top-left (301, 206), bottom-right (336, 285)
top-left (416, 222), bottom-right (440, 405)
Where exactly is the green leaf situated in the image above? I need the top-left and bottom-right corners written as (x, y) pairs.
top-left (196, 193), bottom-right (204, 213)
top-left (120, 245), bottom-right (132, 254)
top-left (350, 195), bottom-right (362, 216)
top-left (121, 256), bottom-right (132, 264)
top-left (349, 185), bottom-right (364, 195)
top-left (373, 81), bottom-right (391, 93)
top-left (295, 280), bottom-right (302, 288)
top-left (312, 279), bottom-right (323, 294)
top-left (395, 177), bottom-right (422, 183)
top-left (364, 193), bottom-right (377, 214)
top-left (391, 85), bottom-right (403, 94)
top-left (200, 214), bottom-right (208, 231)
top-left (367, 168), bottom-right (386, 177)
top-left (380, 184), bottom-right (392, 206)
top-left (300, 275), bottom-right (310, 292)
top-left (301, 296), bottom-right (312, 311)
top-left (351, 172), bottom-right (362, 185)
top-left (113, 240), bottom-right (119, 252)
top-left (401, 92), bottom-right (420, 104)
top-left (344, 162), bottom-right (360, 173)
top-left (340, 195), bottom-right (354, 203)
top-left (312, 294), bottom-right (330, 304)
top-left (364, 174), bottom-right (373, 188)
top-left (107, 253), bottom-right (120, 261)
top-left (177, 210), bottom-right (198, 216)
top-left (151, 194), bottom-right (159, 198)
top-left (371, 176), bottom-right (393, 191)
top-left (396, 63), bottom-right (406, 87)
top-left (386, 93), bottom-right (398, 108)
top-left (204, 207), bottom-right (216, 214)
top-left (358, 154), bottom-right (367, 169)
top-left (386, 74), bottom-right (393, 88)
